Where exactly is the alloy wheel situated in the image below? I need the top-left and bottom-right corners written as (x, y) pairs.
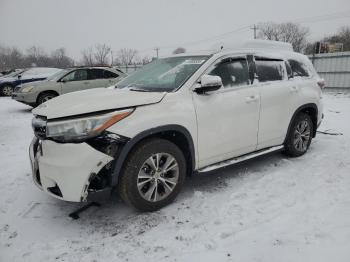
top-left (137, 153), bottom-right (179, 202)
top-left (293, 120), bottom-right (311, 152)
top-left (42, 95), bottom-right (54, 103)
top-left (2, 85), bottom-right (13, 96)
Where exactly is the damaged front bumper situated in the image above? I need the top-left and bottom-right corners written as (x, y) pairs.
top-left (29, 133), bottom-right (126, 202)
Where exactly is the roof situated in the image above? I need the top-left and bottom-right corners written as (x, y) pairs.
top-left (163, 40), bottom-right (297, 59)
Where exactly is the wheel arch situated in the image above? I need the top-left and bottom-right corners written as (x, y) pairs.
top-left (0, 82), bottom-right (15, 87)
top-left (36, 90), bottom-right (59, 103)
top-left (111, 125), bottom-right (196, 186)
top-left (284, 103), bottom-right (318, 143)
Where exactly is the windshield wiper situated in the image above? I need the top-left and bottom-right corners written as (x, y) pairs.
top-left (129, 87), bottom-right (151, 92)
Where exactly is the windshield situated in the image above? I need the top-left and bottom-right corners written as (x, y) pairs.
top-left (2, 70), bottom-right (25, 78)
top-left (117, 56), bottom-right (208, 92)
top-left (47, 69), bottom-right (69, 81)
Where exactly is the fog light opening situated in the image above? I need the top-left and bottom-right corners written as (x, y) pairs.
top-left (47, 184), bottom-right (63, 197)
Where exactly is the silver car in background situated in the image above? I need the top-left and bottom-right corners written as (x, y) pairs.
top-left (12, 67), bottom-right (125, 107)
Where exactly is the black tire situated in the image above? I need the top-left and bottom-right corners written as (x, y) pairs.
top-left (118, 138), bottom-right (186, 211)
top-left (37, 92), bottom-right (57, 106)
top-left (1, 84), bottom-right (14, 96)
top-left (284, 113), bottom-right (314, 157)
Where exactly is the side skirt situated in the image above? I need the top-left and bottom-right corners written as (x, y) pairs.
top-left (197, 145), bottom-right (284, 173)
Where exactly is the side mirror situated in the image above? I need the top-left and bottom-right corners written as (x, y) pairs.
top-left (61, 78), bottom-right (67, 83)
top-left (17, 75), bottom-right (22, 79)
top-left (195, 75), bottom-right (222, 94)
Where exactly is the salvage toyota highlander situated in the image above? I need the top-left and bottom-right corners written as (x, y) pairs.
top-left (29, 40), bottom-right (324, 211)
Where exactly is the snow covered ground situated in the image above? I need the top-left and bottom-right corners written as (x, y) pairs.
top-left (1, 91), bottom-right (350, 262)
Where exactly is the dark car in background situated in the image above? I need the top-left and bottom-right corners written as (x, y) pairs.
top-left (0, 67), bottom-right (61, 96)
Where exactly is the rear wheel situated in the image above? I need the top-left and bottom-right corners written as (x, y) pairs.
top-left (284, 113), bottom-right (313, 157)
top-left (1, 85), bottom-right (14, 96)
top-left (37, 92), bottom-right (57, 105)
top-left (118, 138), bottom-right (186, 211)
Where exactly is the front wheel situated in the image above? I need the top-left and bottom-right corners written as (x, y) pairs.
top-left (118, 138), bottom-right (186, 211)
top-left (37, 93), bottom-right (57, 105)
top-left (1, 85), bottom-right (14, 96)
top-left (284, 113), bottom-right (313, 157)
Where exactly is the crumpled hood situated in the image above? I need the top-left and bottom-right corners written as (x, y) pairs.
top-left (32, 88), bottom-right (166, 119)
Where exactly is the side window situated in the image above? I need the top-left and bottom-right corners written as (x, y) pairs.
top-left (62, 69), bottom-right (88, 82)
top-left (88, 69), bottom-right (104, 80)
top-left (209, 58), bottom-right (250, 88)
top-left (255, 59), bottom-right (285, 82)
top-left (288, 59), bottom-right (310, 77)
top-left (103, 70), bottom-right (118, 79)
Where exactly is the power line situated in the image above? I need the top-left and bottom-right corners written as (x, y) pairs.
top-left (139, 10), bottom-right (350, 55)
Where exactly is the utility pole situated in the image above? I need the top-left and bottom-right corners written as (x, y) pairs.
top-left (251, 24), bottom-right (258, 39)
top-left (154, 47), bottom-right (159, 58)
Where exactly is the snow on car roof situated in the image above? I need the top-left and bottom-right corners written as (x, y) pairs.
top-left (163, 40), bottom-right (297, 59)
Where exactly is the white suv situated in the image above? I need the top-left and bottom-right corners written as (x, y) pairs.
top-left (29, 41), bottom-right (324, 211)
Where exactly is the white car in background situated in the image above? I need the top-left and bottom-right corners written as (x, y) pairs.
top-left (29, 40), bottom-right (324, 211)
top-left (12, 67), bottom-right (125, 106)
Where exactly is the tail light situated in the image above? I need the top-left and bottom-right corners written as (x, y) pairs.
top-left (317, 78), bottom-right (325, 89)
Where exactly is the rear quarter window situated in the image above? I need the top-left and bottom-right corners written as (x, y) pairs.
top-left (288, 59), bottom-right (310, 77)
top-left (104, 70), bottom-right (118, 79)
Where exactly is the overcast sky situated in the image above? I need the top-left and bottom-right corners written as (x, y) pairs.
top-left (1, 0), bottom-right (349, 60)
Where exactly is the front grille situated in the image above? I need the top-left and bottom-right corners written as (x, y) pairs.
top-left (32, 116), bottom-right (47, 139)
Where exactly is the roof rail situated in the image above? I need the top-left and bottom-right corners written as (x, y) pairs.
top-left (242, 40), bottom-right (293, 51)
top-left (216, 40), bottom-right (294, 52)
top-left (71, 65), bottom-right (112, 68)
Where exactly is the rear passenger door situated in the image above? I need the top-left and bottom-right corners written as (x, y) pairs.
top-left (86, 69), bottom-right (107, 89)
top-left (255, 56), bottom-right (299, 149)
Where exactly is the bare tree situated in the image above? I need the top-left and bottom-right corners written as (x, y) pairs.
top-left (26, 46), bottom-right (47, 66)
top-left (141, 56), bottom-right (151, 65)
top-left (81, 47), bottom-right (95, 66)
top-left (324, 26), bottom-right (350, 51)
top-left (172, 47), bottom-right (186, 54)
top-left (0, 44), bottom-right (76, 70)
top-left (116, 48), bottom-right (138, 66)
top-left (94, 44), bottom-right (111, 65)
top-left (0, 46), bottom-right (24, 70)
top-left (51, 48), bottom-right (74, 68)
top-left (258, 22), bottom-right (309, 52)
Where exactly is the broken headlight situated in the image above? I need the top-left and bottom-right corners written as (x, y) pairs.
top-left (46, 109), bottom-right (133, 142)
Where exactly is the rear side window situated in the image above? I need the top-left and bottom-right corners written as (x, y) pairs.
top-left (255, 58), bottom-right (285, 82)
top-left (209, 58), bottom-right (250, 88)
top-left (88, 69), bottom-right (104, 80)
top-left (288, 59), bottom-right (310, 77)
top-left (103, 70), bottom-right (118, 79)
top-left (62, 69), bottom-right (88, 82)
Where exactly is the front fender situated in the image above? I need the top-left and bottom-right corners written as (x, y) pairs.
top-left (110, 125), bottom-right (195, 186)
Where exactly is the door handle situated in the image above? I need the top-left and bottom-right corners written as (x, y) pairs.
top-left (83, 81), bottom-right (89, 84)
top-left (290, 86), bottom-right (299, 92)
top-left (245, 95), bottom-right (259, 103)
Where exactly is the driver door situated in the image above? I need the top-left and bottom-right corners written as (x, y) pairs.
top-left (60, 69), bottom-right (89, 94)
top-left (192, 56), bottom-right (260, 168)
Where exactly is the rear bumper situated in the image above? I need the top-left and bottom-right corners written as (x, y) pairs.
top-left (29, 137), bottom-right (114, 202)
